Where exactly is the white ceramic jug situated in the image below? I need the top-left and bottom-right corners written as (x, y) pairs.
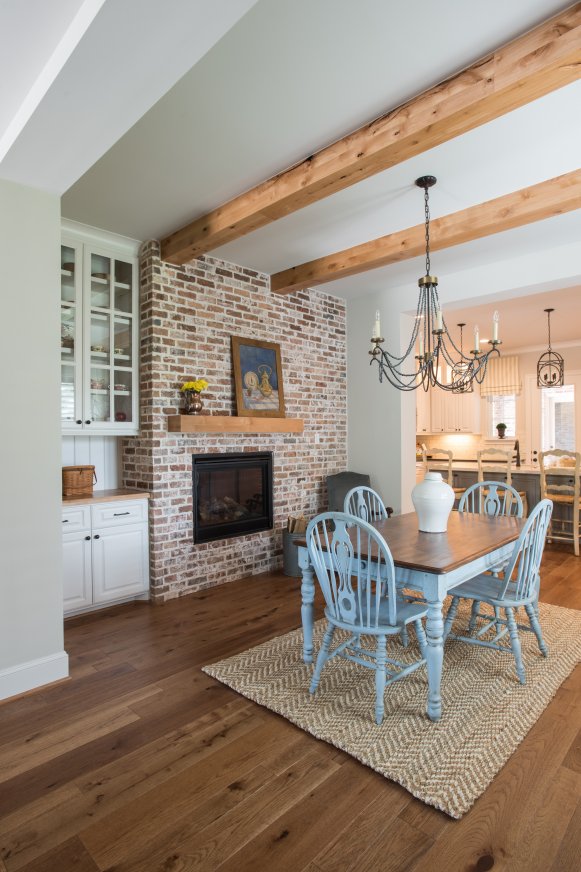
top-left (411, 472), bottom-right (455, 533)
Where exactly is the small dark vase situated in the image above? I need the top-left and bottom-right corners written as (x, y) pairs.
top-left (496, 427), bottom-right (506, 439)
top-left (183, 390), bottom-right (203, 415)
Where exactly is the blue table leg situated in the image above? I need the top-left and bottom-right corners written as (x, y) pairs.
top-left (298, 548), bottom-right (315, 663)
top-left (425, 596), bottom-right (445, 721)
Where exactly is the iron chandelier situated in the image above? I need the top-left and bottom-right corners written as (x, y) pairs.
top-left (369, 176), bottom-right (501, 392)
top-left (537, 308), bottom-right (564, 388)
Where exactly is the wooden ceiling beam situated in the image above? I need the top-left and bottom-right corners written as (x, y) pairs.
top-left (270, 169), bottom-right (581, 294)
top-left (160, 4), bottom-right (581, 265)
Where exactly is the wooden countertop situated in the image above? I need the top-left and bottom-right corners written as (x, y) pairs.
top-left (62, 488), bottom-right (150, 506)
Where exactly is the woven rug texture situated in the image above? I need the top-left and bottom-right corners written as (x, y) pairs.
top-left (203, 600), bottom-right (581, 818)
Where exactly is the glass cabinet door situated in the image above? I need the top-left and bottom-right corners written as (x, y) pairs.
top-left (61, 242), bottom-right (83, 426)
top-left (83, 246), bottom-right (137, 430)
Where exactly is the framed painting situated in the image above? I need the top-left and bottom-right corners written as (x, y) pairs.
top-left (231, 336), bottom-right (285, 417)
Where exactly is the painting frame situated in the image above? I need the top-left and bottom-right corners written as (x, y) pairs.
top-left (231, 336), bottom-right (286, 418)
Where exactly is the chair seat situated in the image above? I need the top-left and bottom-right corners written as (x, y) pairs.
top-left (326, 598), bottom-right (428, 635)
top-left (547, 494), bottom-right (581, 505)
top-left (450, 573), bottom-right (530, 607)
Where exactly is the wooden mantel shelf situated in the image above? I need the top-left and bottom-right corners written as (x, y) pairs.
top-left (168, 415), bottom-right (304, 434)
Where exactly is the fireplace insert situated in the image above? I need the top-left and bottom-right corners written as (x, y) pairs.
top-left (192, 452), bottom-right (273, 543)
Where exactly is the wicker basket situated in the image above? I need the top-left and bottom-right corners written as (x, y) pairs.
top-left (62, 465), bottom-right (97, 497)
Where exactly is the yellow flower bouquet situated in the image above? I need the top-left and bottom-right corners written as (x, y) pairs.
top-left (180, 379), bottom-right (209, 393)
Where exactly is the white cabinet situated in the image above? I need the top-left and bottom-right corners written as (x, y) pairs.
top-left (416, 388), bottom-right (431, 434)
top-left (60, 221), bottom-right (140, 436)
top-left (419, 389), bottom-right (481, 434)
top-left (62, 530), bottom-right (93, 612)
top-left (62, 499), bottom-right (149, 615)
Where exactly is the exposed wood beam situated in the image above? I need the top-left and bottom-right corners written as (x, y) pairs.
top-left (270, 169), bottom-right (581, 294)
top-left (160, 4), bottom-right (581, 265)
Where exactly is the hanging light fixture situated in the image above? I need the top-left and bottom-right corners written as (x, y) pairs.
top-left (451, 323), bottom-right (474, 393)
top-left (537, 308), bottom-right (564, 387)
top-left (369, 176), bottom-right (501, 391)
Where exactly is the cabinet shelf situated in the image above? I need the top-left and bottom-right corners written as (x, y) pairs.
top-left (168, 415), bottom-right (304, 434)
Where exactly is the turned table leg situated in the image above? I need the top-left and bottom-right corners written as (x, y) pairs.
top-left (298, 548), bottom-right (315, 664)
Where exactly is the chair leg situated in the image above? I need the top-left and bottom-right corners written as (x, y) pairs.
top-left (468, 600), bottom-right (480, 632)
top-left (375, 634), bottom-right (387, 726)
top-left (494, 605), bottom-right (503, 638)
top-left (310, 623), bottom-right (335, 694)
top-left (506, 607), bottom-right (526, 685)
top-left (396, 583), bottom-right (409, 647)
top-left (414, 619), bottom-right (428, 658)
top-left (525, 603), bottom-right (548, 657)
top-left (443, 596), bottom-right (460, 639)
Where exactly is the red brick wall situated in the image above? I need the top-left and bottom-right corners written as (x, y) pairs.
top-left (122, 241), bottom-right (347, 602)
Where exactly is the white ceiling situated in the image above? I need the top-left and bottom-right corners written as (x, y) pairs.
top-left (444, 285), bottom-right (581, 352)
top-left (61, 0), bottom-right (572, 239)
top-left (0, 0), bottom-right (258, 192)
top-left (2, 0), bottom-right (580, 351)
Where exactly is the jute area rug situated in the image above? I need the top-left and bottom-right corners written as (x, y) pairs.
top-left (203, 600), bottom-right (581, 818)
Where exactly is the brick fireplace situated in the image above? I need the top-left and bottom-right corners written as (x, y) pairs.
top-left (122, 241), bottom-right (347, 602)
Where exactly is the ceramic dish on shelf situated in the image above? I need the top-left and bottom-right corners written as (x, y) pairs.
top-left (114, 347), bottom-right (126, 355)
top-left (91, 345), bottom-right (106, 353)
top-left (91, 380), bottom-right (105, 390)
top-left (92, 272), bottom-right (109, 280)
top-left (114, 384), bottom-right (126, 392)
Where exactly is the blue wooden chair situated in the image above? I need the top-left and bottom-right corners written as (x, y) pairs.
top-left (344, 485), bottom-right (413, 645)
top-left (443, 499), bottom-right (553, 684)
top-left (343, 485), bottom-right (389, 522)
top-left (458, 480), bottom-right (523, 519)
top-left (306, 511), bottom-right (428, 725)
top-left (458, 481), bottom-right (523, 634)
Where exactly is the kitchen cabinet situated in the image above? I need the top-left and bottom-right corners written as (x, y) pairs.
top-left (416, 387), bottom-right (431, 434)
top-left (61, 221), bottom-right (140, 435)
top-left (62, 498), bottom-right (149, 614)
top-left (429, 390), bottom-right (481, 434)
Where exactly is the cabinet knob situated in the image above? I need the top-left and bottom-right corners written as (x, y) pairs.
top-left (85, 419), bottom-right (92, 425)
top-left (85, 535), bottom-right (91, 541)
top-left (93, 534), bottom-right (100, 539)
top-left (76, 420), bottom-right (82, 425)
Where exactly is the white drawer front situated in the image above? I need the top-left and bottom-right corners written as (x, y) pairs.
top-left (61, 505), bottom-right (91, 532)
top-left (92, 500), bottom-right (148, 529)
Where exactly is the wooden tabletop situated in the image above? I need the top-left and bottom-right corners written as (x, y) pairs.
top-left (296, 511), bottom-right (525, 574)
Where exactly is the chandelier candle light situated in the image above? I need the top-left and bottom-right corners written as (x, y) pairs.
top-left (369, 176), bottom-right (501, 392)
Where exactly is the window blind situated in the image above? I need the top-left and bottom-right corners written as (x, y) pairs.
top-left (480, 355), bottom-right (521, 396)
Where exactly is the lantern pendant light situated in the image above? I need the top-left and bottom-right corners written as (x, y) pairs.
top-left (537, 308), bottom-right (564, 388)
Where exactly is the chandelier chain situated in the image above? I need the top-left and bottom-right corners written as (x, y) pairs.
top-left (424, 184), bottom-right (431, 276)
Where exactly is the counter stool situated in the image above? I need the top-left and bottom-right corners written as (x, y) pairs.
top-left (539, 449), bottom-right (580, 556)
top-left (477, 448), bottom-right (528, 517)
top-left (421, 445), bottom-right (464, 501)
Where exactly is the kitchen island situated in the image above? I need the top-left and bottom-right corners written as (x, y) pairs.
top-left (418, 461), bottom-right (578, 514)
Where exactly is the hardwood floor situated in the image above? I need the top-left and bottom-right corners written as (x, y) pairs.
top-left (1, 547), bottom-right (580, 871)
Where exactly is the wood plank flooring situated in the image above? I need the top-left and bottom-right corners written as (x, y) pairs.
top-left (1, 546), bottom-right (580, 872)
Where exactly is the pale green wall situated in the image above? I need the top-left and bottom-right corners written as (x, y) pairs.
top-left (0, 179), bottom-right (67, 696)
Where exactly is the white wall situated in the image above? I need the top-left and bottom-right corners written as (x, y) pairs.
top-left (0, 179), bottom-right (68, 699)
top-left (347, 297), bottom-right (415, 513)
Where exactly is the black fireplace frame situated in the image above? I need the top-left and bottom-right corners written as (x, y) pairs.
top-left (192, 452), bottom-right (274, 544)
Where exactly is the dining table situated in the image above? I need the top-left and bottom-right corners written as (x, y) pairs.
top-left (296, 510), bottom-right (526, 721)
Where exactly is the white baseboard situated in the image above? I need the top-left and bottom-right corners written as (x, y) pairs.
top-left (0, 651), bottom-right (69, 701)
